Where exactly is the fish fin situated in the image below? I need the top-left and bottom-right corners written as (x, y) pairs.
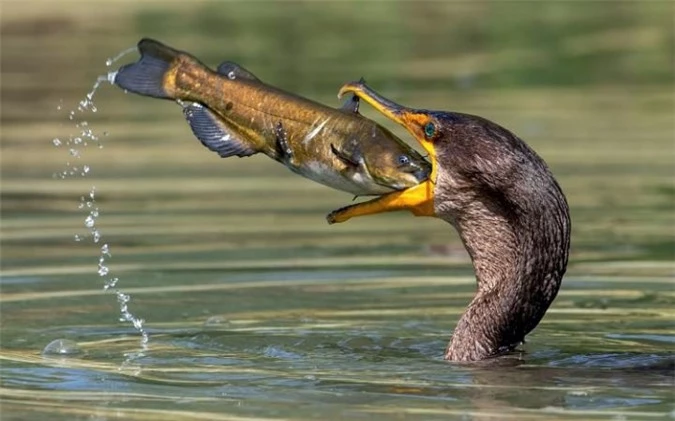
top-left (216, 61), bottom-right (261, 81)
top-left (114, 38), bottom-right (187, 99)
top-left (274, 121), bottom-right (293, 162)
top-left (183, 103), bottom-right (256, 158)
top-left (340, 94), bottom-right (360, 114)
top-left (331, 141), bottom-right (361, 168)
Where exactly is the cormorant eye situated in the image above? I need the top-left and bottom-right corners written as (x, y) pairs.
top-left (424, 122), bottom-right (436, 138)
top-left (398, 155), bottom-right (411, 165)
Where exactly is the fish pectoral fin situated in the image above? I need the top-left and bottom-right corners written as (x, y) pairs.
top-left (330, 141), bottom-right (361, 168)
top-left (183, 103), bottom-right (256, 158)
top-left (274, 121), bottom-right (294, 164)
top-left (216, 61), bottom-right (261, 82)
top-left (339, 94), bottom-right (360, 114)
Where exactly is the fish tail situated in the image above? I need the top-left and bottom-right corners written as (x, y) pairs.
top-left (113, 38), bottom-right (204, 100)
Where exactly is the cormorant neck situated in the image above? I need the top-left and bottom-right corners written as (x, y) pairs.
top-left (434, 156), bottom-right (571, 362)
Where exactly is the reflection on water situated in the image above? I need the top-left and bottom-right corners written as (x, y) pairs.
top-left (1, 1), bottom-right (674, 420)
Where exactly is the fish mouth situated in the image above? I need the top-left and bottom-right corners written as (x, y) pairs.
top-left (338, 81), bottom-right (437, 217)
top-left (369, 163), bottom-right (431, 192)
top-left (338, 81), bottom-right (438, 179)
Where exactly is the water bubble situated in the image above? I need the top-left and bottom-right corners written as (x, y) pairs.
top-left (42, 339), bottom-right (81, 356)
top-left (84, 215), bottom-right (95, 228)
top-left (69, 148), bottom-right (80, 158)
top-left (227, 71), bottom-right (236, 80)
top-left (52, 138), bottom-right (62, 147)
top-left (93, 230), bottom-right (101, 243)
top-left (74, 234), bottom-right (83, 242)
top-left (101, 243), bottom-right (110, 256)
top-left (83, 165), bottom-right (90, 175)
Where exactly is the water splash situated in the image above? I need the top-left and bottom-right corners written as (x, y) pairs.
top-left (105, 46), bottom-right (136, 67)
top-left (53, 45), bottom-right (149, 350)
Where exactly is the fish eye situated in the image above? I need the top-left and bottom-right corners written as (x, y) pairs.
top-left (398, 155), bottom-right (411, 165)
top-left (424, 122), bottom-right (436, 138)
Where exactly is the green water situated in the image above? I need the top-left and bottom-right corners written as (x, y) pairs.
top-left (1, 1), bottom-right (674, 420)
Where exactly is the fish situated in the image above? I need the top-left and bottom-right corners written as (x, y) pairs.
top-left (112, 38), bottom-right (431, 196)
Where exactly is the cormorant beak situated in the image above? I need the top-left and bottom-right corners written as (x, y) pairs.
top-left (337, 80), bottom-right (437, 165)
top-left (325, 80), bottom-right (437, 224)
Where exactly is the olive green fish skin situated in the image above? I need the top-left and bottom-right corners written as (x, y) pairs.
top-left (116, 39), bottom-right (431, 196)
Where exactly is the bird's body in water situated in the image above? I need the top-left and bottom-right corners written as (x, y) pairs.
top-left (112, 38), bottom-right (430, 197)
top-left (328, 81), bottom-right (571, 362)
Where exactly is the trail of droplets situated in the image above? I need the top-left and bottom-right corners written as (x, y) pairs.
top-left (53, 47), bottom-right (149, 350)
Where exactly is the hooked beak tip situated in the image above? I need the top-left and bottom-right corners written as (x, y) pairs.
top-left (338, 80), bottom-right (409, 124)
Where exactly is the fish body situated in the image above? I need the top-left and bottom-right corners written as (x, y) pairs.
top-left (114, 39), bottom-right (430, 195)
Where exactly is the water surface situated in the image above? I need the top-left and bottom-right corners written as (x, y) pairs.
top-left (1, 1), bottom-right (673, 420)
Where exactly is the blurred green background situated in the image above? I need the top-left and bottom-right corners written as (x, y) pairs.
top-left (2, 0), bottom-right (673, 269)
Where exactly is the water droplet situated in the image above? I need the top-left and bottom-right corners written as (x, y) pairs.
top-left (132, 318), bottom-right (145, 330)
top-left (42, 339), bottom-right (81, 356)
top-left (52, 138), bottom-right (62, 146)
top-left (98, 265), bottom-right (109, 277)
top-left (84, 215), bottom-right (95, 228)
top-left (104, 277), bottom-right (119, 290)
top-left (227, 71), bottom-right (236, 80)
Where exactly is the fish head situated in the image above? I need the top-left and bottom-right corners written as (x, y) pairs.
top-left (359, 125), bottom-right (432, 191)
